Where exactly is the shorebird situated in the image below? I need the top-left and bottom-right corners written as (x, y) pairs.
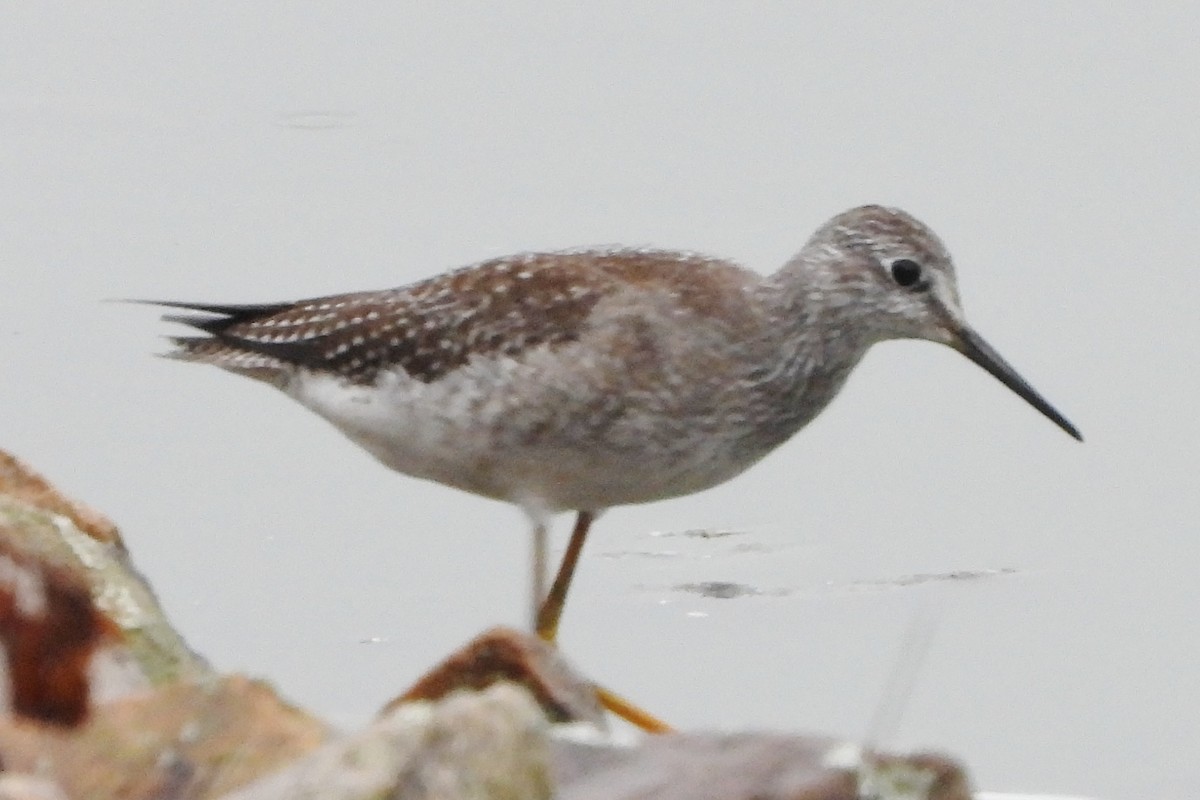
top-left (150, 205), bottom-right (1080, 729)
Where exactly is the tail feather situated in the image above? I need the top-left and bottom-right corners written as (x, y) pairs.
top-left (166, 335), bottom-right (232, 356)
top-left (144, 301), bottom-right (298, 384)
top-left (138, 300), bottom-right (295, 335)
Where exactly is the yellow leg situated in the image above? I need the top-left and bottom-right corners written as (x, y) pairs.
top-left (535, 511), bottom-right (675, 733)
top-left (595, 685), bottom-right (674, 733)
top-left (536, 511), bottom-right (592, 643)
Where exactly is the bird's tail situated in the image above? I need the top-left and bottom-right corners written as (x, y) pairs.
top-left (138, 300), bottom-right (296, 383)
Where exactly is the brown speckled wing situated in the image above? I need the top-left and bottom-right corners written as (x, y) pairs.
top-left (161, 249), bottom-right (744, 385)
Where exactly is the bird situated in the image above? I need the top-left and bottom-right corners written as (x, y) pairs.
top-left (148, 204), bottom-right (1081, 730)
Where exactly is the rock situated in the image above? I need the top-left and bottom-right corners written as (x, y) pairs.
top-left (0, 775), bottom-right (68, 800)
top-left (221, 682), bottom-right (552, 800)
top-left (0, 450), bottom-right (208, 691)
top-left (0, 675), bottom-right (328, 800)
top-left (382, 625), bottom-right (605, 727)
top-left (0, 522), bottom-right (117, 726)
top-left (552, 734), bottom-right (972, 800)
top-left (0, 451), bottom-right (120, 547)
top-left (0, 449), bottom-right (328, 799)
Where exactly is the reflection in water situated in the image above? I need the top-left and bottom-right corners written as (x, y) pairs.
top-left (845, 567), bottom-right (1018, 590)
top-left (639, 567), bottom-right (1020, 602)
top-left (647, 528), bottom-right (748, 539)
top-left (673, 581), bottom-right (761, 599)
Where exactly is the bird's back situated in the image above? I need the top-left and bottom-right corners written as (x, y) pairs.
top-left (165, 247), bottom-right (761, 387)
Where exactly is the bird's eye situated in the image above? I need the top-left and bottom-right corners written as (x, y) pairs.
top-left (889, 258), bottom-right (924, 289)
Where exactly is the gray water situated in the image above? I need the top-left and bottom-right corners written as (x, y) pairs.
top-left (1, 6), bottom-right (1195, 798)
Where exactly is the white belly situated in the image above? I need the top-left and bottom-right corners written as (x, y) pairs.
top-left (282, 353), bottom-right (765, 513)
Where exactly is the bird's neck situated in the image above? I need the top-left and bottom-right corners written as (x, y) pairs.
top-left (763, 248), bottom-right (877, 363)
top-left (748, 250), bottom-right (877, 428)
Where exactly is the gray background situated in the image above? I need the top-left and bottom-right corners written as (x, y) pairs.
top-left (1, 5), bottom-right (1194, 798)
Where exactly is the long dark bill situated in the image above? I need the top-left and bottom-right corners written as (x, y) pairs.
top-left (955, 327), bottom-right (1082, 441)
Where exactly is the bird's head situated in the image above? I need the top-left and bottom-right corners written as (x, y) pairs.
top-left (803, 205), bottom-right (1081, 441)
